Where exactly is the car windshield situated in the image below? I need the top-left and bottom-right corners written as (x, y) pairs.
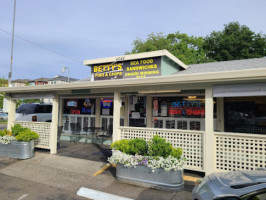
top-left (16, 104), bottom-right (38, 114)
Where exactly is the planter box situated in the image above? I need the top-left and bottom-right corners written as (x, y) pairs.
top-left (0, 140), bottom-right (35, 159)
top-left (116, 164), bottom-right (184, 191)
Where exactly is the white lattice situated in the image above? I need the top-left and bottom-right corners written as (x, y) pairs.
top-left (120, 127), bottom-right (204, 171)
top-left (15, 121), bottom-right (51, 149)
top-left (215, 133), bottom-right (266, 171)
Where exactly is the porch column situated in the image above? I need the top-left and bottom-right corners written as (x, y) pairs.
top-left (204, 87), bottom-right (215, 175)
top-left (95, 98), bottom-right (101, 127)
top-left (50, 94), bottom-right (59, 154)
top-left (124, 95), bottom-right (129, 126)
top-left (146, 96), bottom-right (153, 128)
top-left (216, 97), bottom-right (224, 132)
top-left (7, 97), bottom-right (16, 130)
top-left (59, 98), bottom-right (64, 126)
top-left (113, 91), bottom-right (121, 142)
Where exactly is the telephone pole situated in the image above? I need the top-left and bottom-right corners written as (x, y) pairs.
top-left (8, 0), bottom-right (17, 87)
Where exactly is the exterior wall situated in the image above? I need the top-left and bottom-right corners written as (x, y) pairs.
top-left (11, 82), bottom-right (26, 87)
top-left (161, 56), bottom-right (182, 76)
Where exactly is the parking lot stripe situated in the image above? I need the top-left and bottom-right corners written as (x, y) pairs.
top-left (77, 187), bottom-right (134, 200)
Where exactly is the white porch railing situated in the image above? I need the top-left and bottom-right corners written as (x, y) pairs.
top-left (120, 126), bottom-right (204, 172)
top-left (214, 132), bottom-right (266, 171)
top-left (15, 121), bottom-right (51, 149)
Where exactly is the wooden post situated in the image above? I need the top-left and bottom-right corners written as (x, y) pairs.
top-left (146, 96), bottom-right (153, 128)
top-left (113, 91), bottom-right (121, 142)
top-left (50, 94), bottom-right (59, 154)
top-left (124, 95), bottom-right (129, 126)
top-left (204, 87), bottom-right (215, 175)
top-left (95, 98), bottom-right (101, 127)
top-left (7, 97), bottom-right (16, 130)
top-left (216, 97), bottom-right (224, 132)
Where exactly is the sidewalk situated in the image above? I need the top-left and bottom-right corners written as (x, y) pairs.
top-left (0, 142), bottom-right (202, 200)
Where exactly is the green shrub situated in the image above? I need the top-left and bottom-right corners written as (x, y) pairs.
top-left (111, 139), bottom-right (130, 154)
top-left (111, 135), bottom-right (183, 159)
top-left (15, 129), bottom-right (39, 142)
top-left (128, 138), bottom-right (148, 155)
top-left (0, 129), bottom-right (11, 136)
top-left (11, 124), bottom-right (25, 136)
top-left (111, 138), bottom-right (148, 155)
top-left (148, 135), bottom-right (173, 158)
top-left (170, 148), bottom-right (183, 159)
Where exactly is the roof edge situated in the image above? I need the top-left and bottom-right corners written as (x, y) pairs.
top-left (83, 50), bottom-right (188, 70)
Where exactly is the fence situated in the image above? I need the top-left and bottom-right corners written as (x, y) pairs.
top-left (214, 132), bottom-right (266, 171)
top-left (120, 126), bottom-right (204, 172)
top-left (15, 121), bottom-right (51, 149)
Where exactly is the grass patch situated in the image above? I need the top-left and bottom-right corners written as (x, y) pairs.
top-left (0, 121), bottom-right (7, 125)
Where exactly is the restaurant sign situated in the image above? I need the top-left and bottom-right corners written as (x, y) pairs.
top-left (92, 57), bottom-right (161, 81)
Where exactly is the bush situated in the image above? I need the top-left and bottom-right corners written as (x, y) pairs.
top-left (111, 139), bottom-right (130, 154)
top-left (128, 138), bottom-right (148, 155)
top-left (148, 135), bottom-right (173, 158)
top-left (170, 148), bottom-right (183, 159)
top-left (12, 124), bottom-right (39, 142)
top-left (15, 129), bottom-right (39, 142)
top-left (11, 124), bottom-right (25, 136)
top-left (0, 129), bottom-right (11, 137)
top-left (111, 138), bottom-right (148, 155)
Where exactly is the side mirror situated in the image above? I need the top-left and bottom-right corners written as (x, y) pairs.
top-left (213, 194), bottom-right (240, 200)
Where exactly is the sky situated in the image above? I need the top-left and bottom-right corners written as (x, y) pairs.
top-left (0, 0), bottom-right (265, 81)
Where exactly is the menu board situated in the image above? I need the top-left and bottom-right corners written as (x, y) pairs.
top-left (92, 57), bottom-right (161, 81)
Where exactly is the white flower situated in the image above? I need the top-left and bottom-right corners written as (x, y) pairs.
top-left (0, 135), bottom-right (16, 144)
top-left (108, 150), bottom-right (186, 172)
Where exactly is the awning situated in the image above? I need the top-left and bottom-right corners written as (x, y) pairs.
top-left (213, 83), bottom-right (266, 97)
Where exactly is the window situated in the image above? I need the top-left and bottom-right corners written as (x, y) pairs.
top-left (152, 96), bottom-right (205, 130)
top-left (36, 105), bottom-right (52, 113)
top-left (224, 96), bottom-right (266, 134)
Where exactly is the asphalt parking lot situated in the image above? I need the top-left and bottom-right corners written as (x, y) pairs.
top-left (0, 142), bottom-right (199, 200)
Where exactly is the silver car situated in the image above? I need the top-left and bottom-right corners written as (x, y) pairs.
top-left (192, 169), bottom-right (266, 200)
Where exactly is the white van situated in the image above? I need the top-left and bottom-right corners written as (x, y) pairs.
top-left (16, 103), bottom-right (52, 122)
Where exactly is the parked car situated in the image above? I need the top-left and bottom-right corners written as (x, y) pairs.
top-left (192, 169), bottom-right (266, 200)
top-left (16, 103), bottom-right (52, 122)
top-left (0, 112), bottom-right (8, 121)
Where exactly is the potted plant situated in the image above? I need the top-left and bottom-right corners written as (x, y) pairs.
top-left (0, 124), bottom-right (39, 159)
top-left (108, 135), bottom-right (186, 191)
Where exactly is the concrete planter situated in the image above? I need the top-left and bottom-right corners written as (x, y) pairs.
top-left (116, 164), bottom-right (184, 191)
top-left (0, 140), bottom-right (35, 159)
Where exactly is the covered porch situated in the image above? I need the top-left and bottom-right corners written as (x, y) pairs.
top-left (2, 51), bottom-right (266, 175)
top-left (3, 76), bottom-right (266, 175)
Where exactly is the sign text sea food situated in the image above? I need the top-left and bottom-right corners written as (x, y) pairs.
top-left (92, 57), bottom-right (161, 81)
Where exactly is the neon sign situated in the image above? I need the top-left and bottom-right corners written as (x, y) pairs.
top-left (169, 101), bottom-right (204, 117)
top-left (66, 99), bottom-right (78, 109)
top-left (101, 99), bottom-right (112, 109)
top-left (70, 110), bottom-right (80, 114)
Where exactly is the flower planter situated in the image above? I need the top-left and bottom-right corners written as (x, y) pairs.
top-left (0, 140), bottom-right (35, 159)
top-left (116, 164), bottom-right (184, 191)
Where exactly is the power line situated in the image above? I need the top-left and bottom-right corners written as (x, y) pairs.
top-left (0, 27), bottom-right (82, 64)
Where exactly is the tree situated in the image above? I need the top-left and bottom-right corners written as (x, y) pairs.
top-left (127, 32), bottom-right (213, 64)
top-left (203, 22), bottom-right (266, 61)
top-left (0, 78), bottom-right (8, 110)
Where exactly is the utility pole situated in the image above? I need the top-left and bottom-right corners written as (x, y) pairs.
top-left (8, 0), bottom-right (17, 87)
top-left (62, 66), bottom-right (70, 82)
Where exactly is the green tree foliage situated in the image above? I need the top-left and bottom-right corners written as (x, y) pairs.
top-left (16, 99), bottom-right (41, 108)
top-left (127, 32), bottom-right (213, 64)
top-left (203, 22), bottom-right (266, 61)
top-left (0, 78), bottom-right (8, 110)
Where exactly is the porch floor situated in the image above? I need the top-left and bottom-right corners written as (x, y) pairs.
top-left (56, 141), bottom-right (112, 163)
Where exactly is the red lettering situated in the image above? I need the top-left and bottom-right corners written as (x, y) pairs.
top-left (70, 110), bottom-right (80, 114)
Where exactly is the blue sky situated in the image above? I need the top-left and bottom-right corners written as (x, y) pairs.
top-left (0, 0), bottom-right (265, 80)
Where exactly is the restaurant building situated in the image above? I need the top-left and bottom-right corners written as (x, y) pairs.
top-left (2, 50), bottom-right (266, 175)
